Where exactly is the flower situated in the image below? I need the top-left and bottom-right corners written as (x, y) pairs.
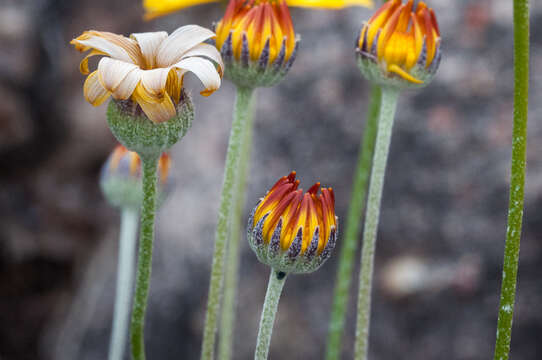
top-left (101, 145), bottom-right (173, 208)
top-left (357, 0), bottom-right (441, 87)
top-left (71, 25), bottom-right (224, 123)
top-left (143, 0), bottom-right (374, 20)
top-left (248, 171), bottom-right (338, 273)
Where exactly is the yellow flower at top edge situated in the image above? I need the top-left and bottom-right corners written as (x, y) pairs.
top-left (143, 0), bottom-right (373, 20)
top-left (70, 25), bottom-right (224, 123)
top-left (357, 0), bottom-right (441, 86)
top-left (248, 171), bottom-right (338, 274)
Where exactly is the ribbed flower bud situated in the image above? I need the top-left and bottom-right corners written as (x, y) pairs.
top-left (248, 172), bottom-right (338, 274)
top-left (100, 145), bottom-right (173, 209)
top-left (356, 0), bottom-right (441, 89)
top-left (215, 0), bottom-right (300, 88)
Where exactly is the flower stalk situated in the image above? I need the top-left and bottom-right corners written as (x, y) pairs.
top-left (201, 87), bottom-right (254, 360)
top-left (325, 85), bottom-right (381, 360)
top-left (493, 0), bottom-right (530, 359)
top-left (109, 208), bottom-right (139, 360)
top-left (255, 270), bottom-right (288, 360)
top-left (218, 86), bottom-right (256, 360)
top-left (354, 86), bottom-right (399, 360)
top-left (130, 155), bottom-right (159, 360)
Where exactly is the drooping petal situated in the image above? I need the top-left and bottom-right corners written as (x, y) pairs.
top-left (181, 43), bottom-right (224, 74)
top-left (83, 71), bottom-right (111, 106)
top-left (71, 31), bottom-right (143, 65)
top-left (143, 0), bottom-right (220, 20)
top-left (130, 31), bottom-right (168, 69)
top-left (79, 49), bottom-right (107, 75)
top-left (155, 25), bottom-right (216, 67)
top-left (97, 57), bottom-right (140, 98)
top-left (173, 56), bottom-right (221, 96)
top-left (132, 83), bottom-right (177, 123)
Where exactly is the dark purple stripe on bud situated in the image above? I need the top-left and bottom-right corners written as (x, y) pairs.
top-left (259, 38), bottom-right (270, 70)
top-left (417, 37), bottom-right (427, 68)
top-left (305, 227), bottom-right (320, 261)
top-left (253, 213), bottom-right (269, 246)
top-left (221, 32), bottom-right (234, 64)
top-left (429, 45), bottom-right (441, 74)
top-left (273, 38), bottom-right (287, 71)
top-left (241, 33), bottom-right (250, 67)
top-left (268, 218), bottom-right (282, 256)
top-left (283, 40), bottom-right (299, 73)
top-left (287, 227), bottom-right (303, 259)
top-left (319, 227), bottom-right (337, 262)
top-left (370, 30), bottom-right (380, 58)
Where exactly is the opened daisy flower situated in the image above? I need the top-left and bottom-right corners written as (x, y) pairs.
top-left (71, 24), bottom-right (223, 360)
top-left (71, 25), bottom-right (223, 124)
top-left (248, 172), bottom-right (338, 360)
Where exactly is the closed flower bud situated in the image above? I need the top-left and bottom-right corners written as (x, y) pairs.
top-left (248, 172), bottom-right (338, 274)
top-left (356, 0), bottom-right (441, 89)
top-left (215, 0), bottom-right (300, 88)
top-left (100, 145), bottom-right (173, 209)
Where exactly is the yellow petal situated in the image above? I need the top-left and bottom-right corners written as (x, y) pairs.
top-left (143, 0), bottom-right (220, 20)
top-left (79, 50), bottom-right (106, 75)
top-left (140, 68), bottom-right (173, 99)
top-left (132, 83), bottom-right (177, 123)
top-left (285, 0), bottom-right (373, 9)
top-left (83, 71), bottom-right (111, 106)
top-left (71, 31), bottom-right (143, 65)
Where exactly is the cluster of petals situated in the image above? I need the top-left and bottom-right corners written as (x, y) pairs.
top-left (143, 0), bottom-right (374, 20)
top-left (109, 145), bottom-right (171, 183)
top-left (71, 25), bottom-right (224, 123)
top-left (359, 0), bottom-right (440, 84)
top-left (215, 0), bottom-right (297, 64)
top-left (253, 172), bottom-right (336, 256)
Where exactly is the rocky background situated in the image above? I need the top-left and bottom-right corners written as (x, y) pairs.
top-left (1, 0), bottom-right (542, 359)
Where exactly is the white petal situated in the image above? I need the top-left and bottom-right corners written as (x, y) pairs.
top-left (97, 58), bottom-right (140, 96)
top-left (173, 57), bottom-right (221, 96)
top-left (112, 67), bottom-right (142, 100)
top-left (156, 25), bottom-right (216, 67)
top-left (131, 31), bottom-right (168, 69)
top-left (83, 71), bottom-right (110, 106)
top-left (140, 68), bottom-right (172, 98)
top-left (181, 43), bottom-right (224, 73)
top-left (74, 36), bottom-right (133, 63)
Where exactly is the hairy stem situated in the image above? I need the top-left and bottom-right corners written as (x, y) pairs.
top-left (255, 270), bottom-right (287, 360)
top-left (325, 85), bottom-right (381, 360)
top-left (201, 87), bottom-right (254, 360)
top-left (109, 208), bottom-right (138, 360)
top-left (494, 1), bottom-right (529, 359)
top-left (130, 156), bottom-right (159, 360)
top-left (354, 87), bottom-right (399, 360)
top-left (218, 87), bottom-right (256, 360)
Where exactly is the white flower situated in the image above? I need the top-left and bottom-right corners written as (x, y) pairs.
top-left (71, 25), bottom-right (224, 123)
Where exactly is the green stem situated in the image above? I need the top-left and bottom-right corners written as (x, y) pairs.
top-left (494, 1), bottom-right (529, 359)
top-left (130, 156), bottom-right (159, 360)
top-left (354, 87), bottom-right (399, 360)
top-left (218, 87), bottom-right (256, 360)
top-left (109, 208), bottom-right (139, 360)
top-left (325, 85), bottom-right (381, 360)
top-left (255, 270), bottom-right (287, 360)
top-left (201, 86), bottom-right (254, 360)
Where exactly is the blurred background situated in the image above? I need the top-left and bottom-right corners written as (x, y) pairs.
top-left (1, 0), bottom-right (542, 359)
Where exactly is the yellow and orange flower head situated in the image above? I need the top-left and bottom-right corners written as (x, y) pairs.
top-left (248, 172), bottom-right (338, 274)
top-left (357, 0), bottom-right (441, 88)
top-left (215, 0), bottom-right (300, 88)
top-left (100, 145), bottom-right (173, 209)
